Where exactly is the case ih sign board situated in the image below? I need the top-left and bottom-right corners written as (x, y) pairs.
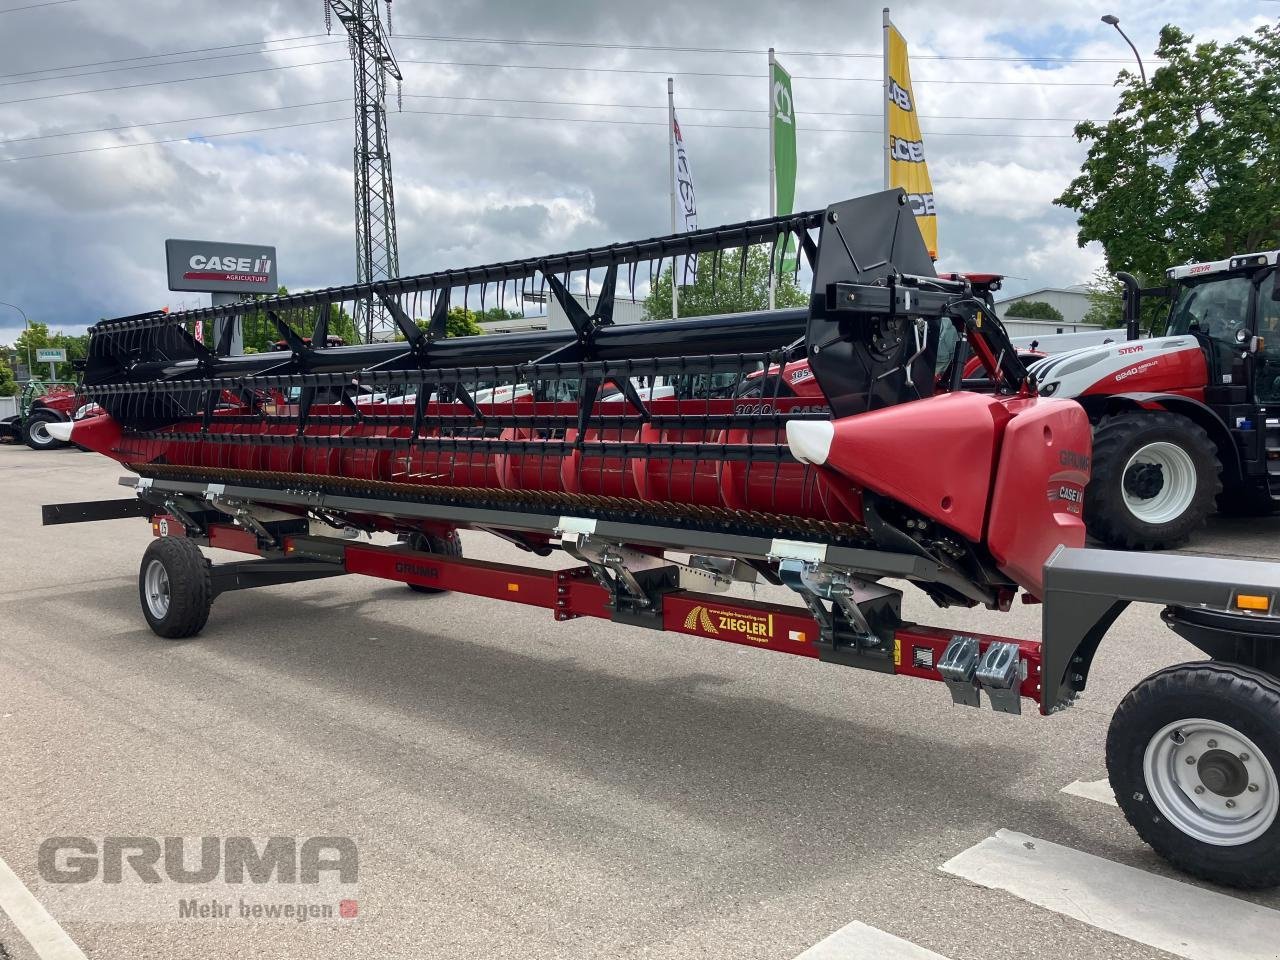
top-left (165, 239), bottom-right (278, 294)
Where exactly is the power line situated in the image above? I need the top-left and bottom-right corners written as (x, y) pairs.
top-left (0, 0), bottom-right (78, 13)
top-left (0, 58), bottom-right (347, 106)
top-left (0, 33), bottom-right (329, 80)
top-left (0, 94), bottom-right (1086, 149)
top-left (398, 57), bottom-right (1116, 87)
top-left (393, 32), bottom-right (1158, 66)
top-left (0, 99), bottom-right (351, 144)
top-left (400, 92), bottom-right (1088, 123)
top-left (0, 39), bottom-right (345, 87)
top-left (0, 114), bottom-right (351, 163)
top-left (0, 102), bottom-right (1083, 164)
top-left (395, 107), bottom-right (1077, 137)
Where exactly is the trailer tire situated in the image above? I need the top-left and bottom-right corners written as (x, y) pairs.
top-left (23, 411), bottom-right (67, 451)
top-left (1086, 412), bottom-right (1220, 550)
top-left (402, 531), bottom-right (462, 594)
top-left (1107, 661), bottom-right (1280, 889)
top-left (139, 537), bottom-right (212, 639)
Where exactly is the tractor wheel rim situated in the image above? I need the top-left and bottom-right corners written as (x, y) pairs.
top-left (1122, 441), bottom-right (1197, 525)
top-left (1143, 718), bottom-right (1278, 846)
top-left (30, 420), bottom-right (51, 445)
top-left (144, 559), bottom-right (171, 620)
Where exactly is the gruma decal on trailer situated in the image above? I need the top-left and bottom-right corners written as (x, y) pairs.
top-left (44, 189), bottom-right (1280, 890)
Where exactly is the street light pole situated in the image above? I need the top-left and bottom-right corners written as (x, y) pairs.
top-left (0, 301), bottom-right (32, 381)
top-left (1101, 14), bottom-right (1147, 85)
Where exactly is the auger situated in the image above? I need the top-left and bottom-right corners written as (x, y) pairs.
top-left (42, 189), bottom-right (1280, 889)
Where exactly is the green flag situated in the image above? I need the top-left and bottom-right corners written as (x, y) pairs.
top-left (771, 56), bottom-right (797, 272)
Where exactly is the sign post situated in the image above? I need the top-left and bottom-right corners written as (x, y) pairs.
top-left (35, 347), bottom-right (66, 381)
top-left (164, 239), bottom-right (278, 356)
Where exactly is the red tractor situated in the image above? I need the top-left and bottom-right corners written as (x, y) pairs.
top-left (0, 381), bottom-right (83, 450)
top-left (1029, 251), bottom-right (1280, 549)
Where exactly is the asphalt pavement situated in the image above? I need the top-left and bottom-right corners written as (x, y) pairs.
top-left (2, 444), bottom-right (1279, 959)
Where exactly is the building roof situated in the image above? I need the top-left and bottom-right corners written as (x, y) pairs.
top-left (994, 285), bottom-right (1092, 305)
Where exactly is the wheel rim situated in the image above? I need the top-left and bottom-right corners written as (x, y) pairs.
top-left (144, 559), bottom-right (171, 620)
top-left (29, 420), bottom-right (51, 445)
top-left (1143, 718), bottom-right (1279, 846)
top-left (1122, 441), bottom-right (1197, 525)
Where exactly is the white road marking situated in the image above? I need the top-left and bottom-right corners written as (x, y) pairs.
top-left (793, 920), bottom-right (952, 960)
top-left (0, 853), bottom-right (88, 960)
top-left (941, 829), bottom-right (1280, 960)
top-left (1061, 778), bottom-right (1119, 807)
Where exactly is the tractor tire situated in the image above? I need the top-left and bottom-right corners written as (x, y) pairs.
top-left (23, 411), bottom-right (68, 451)
top-left (401, 531), bottom-right (462, 594)
top-left (1217, 478), bottom-right (1276, 518)
top-left (1085, 412), bottom-right (1220, 550)
top-left (138, 536), bottom-right (213, 639)
top-left (1107, 661), bottom-right (1280, 889)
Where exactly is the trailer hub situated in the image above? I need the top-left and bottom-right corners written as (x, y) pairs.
top-left (1143, 718), bottom-right (1278, 846)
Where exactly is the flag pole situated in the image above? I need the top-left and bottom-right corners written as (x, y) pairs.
top-left (767, 47), bottom-right (777, 311)
top-left (667, 76), bottom-right (680, 321)
top-left (882, 8), bottom-right (891, 190)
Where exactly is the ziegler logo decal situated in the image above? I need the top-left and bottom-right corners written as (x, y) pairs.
top-left (683, 605), bottom-right (775, 642)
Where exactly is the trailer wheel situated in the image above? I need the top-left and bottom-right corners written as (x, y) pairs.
top-left (401, 531), bottom-right (462, 594)
top-left (1107, 661), bottom-right (1280, 889)
top-left (1086, 412), bottom-right (1220, 550)
top-left (23, 412), bottom-right (68, 451)
top-left (138, 537), bottom-right (212, 639)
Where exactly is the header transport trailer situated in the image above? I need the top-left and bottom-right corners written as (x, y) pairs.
top-left (41, 190), bottom-right (1280, 889)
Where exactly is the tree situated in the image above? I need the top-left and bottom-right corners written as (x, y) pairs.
top-left (440, 307), bottom-right (484, 338)
top-left (238, 288), bottom-right (359, 351)
top-left (1081, 267), bottom-right (1124, 329)
top-left (1056, 22), bottom-right (1280, 284)
top-left (13, 321), bottom-right (88, 381)
top-left (642, 245), bottom-right (808, 320)
top-left (1003, 299), bottom-right (1064, 323)
top-left (0, 354), bottom-right (15, 397)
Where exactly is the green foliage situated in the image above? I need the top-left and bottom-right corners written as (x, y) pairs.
top-left (0, 354), bottom-right (15, 397)
top-left (13, 321), bottom-right (89, 381)
top-left (1003, 299), bottom-right (1065, 323)
top-left (1082, 267), bottom-right (1124, 328)
top-left (236, 287), bottom-right (358, 352)
top-left (445, 307), bottom-right (487, 338)
top-left (642, 245), bottom-right (808, 320)
top-left (1056, 22), bottom-right (1280, 282)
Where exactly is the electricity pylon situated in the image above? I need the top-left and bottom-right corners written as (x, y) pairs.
top-left (326, 0), bottom-right (402, 342)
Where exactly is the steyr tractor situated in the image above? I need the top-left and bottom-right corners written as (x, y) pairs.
top-left (0, 380), bottom-right (81, 450)
top-left (1030, 251), bottom-right (1280, 549)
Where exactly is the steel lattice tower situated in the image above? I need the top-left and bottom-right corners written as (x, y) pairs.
top-left (326, 0), bottom-right (402, 342)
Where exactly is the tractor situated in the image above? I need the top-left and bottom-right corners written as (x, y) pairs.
top-left (1029, 251), bottom-right (1280, 549)
top-left (0, 379), bottom-right (82, 450)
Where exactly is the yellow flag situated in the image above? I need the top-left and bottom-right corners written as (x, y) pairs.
top-left (885, 17), bottom-right (937, 259)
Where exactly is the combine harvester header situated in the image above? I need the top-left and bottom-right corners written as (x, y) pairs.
top-left (44, 189), bottom-right (1280, 890)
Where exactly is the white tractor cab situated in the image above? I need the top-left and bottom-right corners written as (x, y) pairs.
top-left (1028, 250), bottom-right (1280, 550)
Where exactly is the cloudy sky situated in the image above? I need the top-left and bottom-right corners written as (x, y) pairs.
top-left (0, 0), bottom-right (1275, 344)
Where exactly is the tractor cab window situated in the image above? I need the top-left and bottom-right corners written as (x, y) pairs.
top-left (1254, 272), bottom-right (1280, 403)
top-left (1168, 275), bottom-right (1253, 376)
top-left (1169, 276), bottom-right (1253, 342)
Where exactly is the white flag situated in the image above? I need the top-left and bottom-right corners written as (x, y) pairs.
top-left (671, 110), bottom-right (698, 286)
